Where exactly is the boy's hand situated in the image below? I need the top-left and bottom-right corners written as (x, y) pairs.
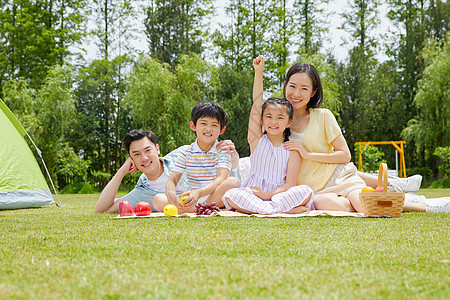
top-left (253, 55), bottom-right (265, 72)
top-left (179, 190), bottom-right (200, 207)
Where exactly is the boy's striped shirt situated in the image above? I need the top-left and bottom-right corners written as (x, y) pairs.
top-left (173, 139), bottom-right (231, 189)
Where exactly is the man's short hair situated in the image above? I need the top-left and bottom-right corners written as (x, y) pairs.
top-left (123, 129), bottom-right (158, 153)
top-left (191, 102), bottom-right (228, 129)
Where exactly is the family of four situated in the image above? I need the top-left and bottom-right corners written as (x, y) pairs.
top-left (95, 56), bottom-right (448, 215)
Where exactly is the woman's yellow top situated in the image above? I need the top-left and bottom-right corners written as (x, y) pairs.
top-left (289, 108), bottom-right (342, 192)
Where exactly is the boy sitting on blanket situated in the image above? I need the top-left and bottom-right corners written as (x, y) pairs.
top-left (152, 102), bottom-right (240, 214)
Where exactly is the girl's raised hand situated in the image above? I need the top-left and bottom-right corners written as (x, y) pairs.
top-left (284, 141), bottom-right (310, 159)
top-left (253, 55), bottom-right (265, 71)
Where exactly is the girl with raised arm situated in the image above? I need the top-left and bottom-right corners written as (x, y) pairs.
top-left (222, 56), bottom-right (314, 214)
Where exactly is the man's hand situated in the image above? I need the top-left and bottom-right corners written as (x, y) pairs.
top-left (119, 157), bottom-right (137, 175)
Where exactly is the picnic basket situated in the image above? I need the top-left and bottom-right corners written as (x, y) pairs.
top-left (359, 163), bottom-right (405, 217)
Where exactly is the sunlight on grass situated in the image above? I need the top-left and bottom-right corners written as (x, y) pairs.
top-left (417, 188), bottom-right (450, 198)
top-left (0, 191), bottom-right (448, 298)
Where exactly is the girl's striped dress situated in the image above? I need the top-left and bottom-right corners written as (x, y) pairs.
top-left (222, 134), bottom-right (314, 214)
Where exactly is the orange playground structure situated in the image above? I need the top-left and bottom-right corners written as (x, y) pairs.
top-left (355, 141), bottom-right (407, 178)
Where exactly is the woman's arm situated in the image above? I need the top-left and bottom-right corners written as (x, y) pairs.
top-left (284, 134), bottom-right (351, 164)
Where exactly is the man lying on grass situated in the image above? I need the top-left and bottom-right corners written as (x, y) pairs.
top-left (94, 129), bottom-right (239, 213)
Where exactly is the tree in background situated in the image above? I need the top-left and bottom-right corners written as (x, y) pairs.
top-left (263, 0), bottom-right (290, 88)
top-left (363, 60), bottom-right (405, 143)
top-left (0, 0), bottom-right (87, 97)
top-left (79, 0), bottom-right (137, 174)
top-left (387, 0), bottom-right (448, 112)
top-left (145, 0), bottom-right (213, 68)
top-left (126, 54), bottom-right (219, 155)
top-left (90, 0), bottom-right (137, 60)
top-left (36, 66), bottom-right (88, 189)
top-left (292, 0), bottom-right (329, 56)
top-left (1, 79), bottom-right (35, 126)
top-left (387, 0), bottom-right (449, 168)
top-left (217, 65), bottom-right (254, 157)
top-left (3, 65), bottom-right (81, 188)
top-left (402, 34), bottom-right (449, 169)
top-left (433, 147), bottom-right (450, 180)
top-left (338, 0), bottom-right (380, 155)
top-left (213, 0), bottom-right (269, 156)
top-left (74, 56), bottom-right (134, 174)
top-left (213, 0), bottom-right (267, 72)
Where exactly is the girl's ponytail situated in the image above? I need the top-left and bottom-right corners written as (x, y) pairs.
top-left (284, 127), bottom-right (291, 142)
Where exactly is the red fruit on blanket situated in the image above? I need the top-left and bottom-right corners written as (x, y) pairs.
top-left (374, 186), bottom-right (384, 192)
top-left (119, 200), bottom-right (135, 217)
top-left (135, 201), bottom-right (151, 216)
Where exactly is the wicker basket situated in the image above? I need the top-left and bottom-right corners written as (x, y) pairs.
top-left (360, 163), bottom-right (405, 217)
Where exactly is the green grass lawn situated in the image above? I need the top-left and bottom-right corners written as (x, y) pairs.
top-left (1, 190), bottom-right (449, 299)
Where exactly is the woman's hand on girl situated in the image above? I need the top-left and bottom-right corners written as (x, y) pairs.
top-left (284, 141), bottom-right (310, 159)
top-left (253, 55), bottom-right (265, 71)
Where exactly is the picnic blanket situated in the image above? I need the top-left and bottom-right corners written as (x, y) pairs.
top-left (114, 210), bottom-right (365, 219)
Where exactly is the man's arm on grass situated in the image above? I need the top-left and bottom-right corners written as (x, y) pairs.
top-left (95, 158), bottom-right (135, 213)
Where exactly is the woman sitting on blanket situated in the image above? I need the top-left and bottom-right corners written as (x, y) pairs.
top-left (276, 56), bottom-right (366, 213)
top-left (245, 55), bottom-right (447, 213)
top-left (222, 61), bottom-right (314, 214)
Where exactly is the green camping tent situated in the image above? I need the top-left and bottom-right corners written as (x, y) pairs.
top-left (0, 99), bottom-right (55, 209)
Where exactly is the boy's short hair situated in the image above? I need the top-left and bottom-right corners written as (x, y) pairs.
top-left (123, 129), bottom-right (158, 153)
top-left (191, 102), bottom-right (228, 129)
